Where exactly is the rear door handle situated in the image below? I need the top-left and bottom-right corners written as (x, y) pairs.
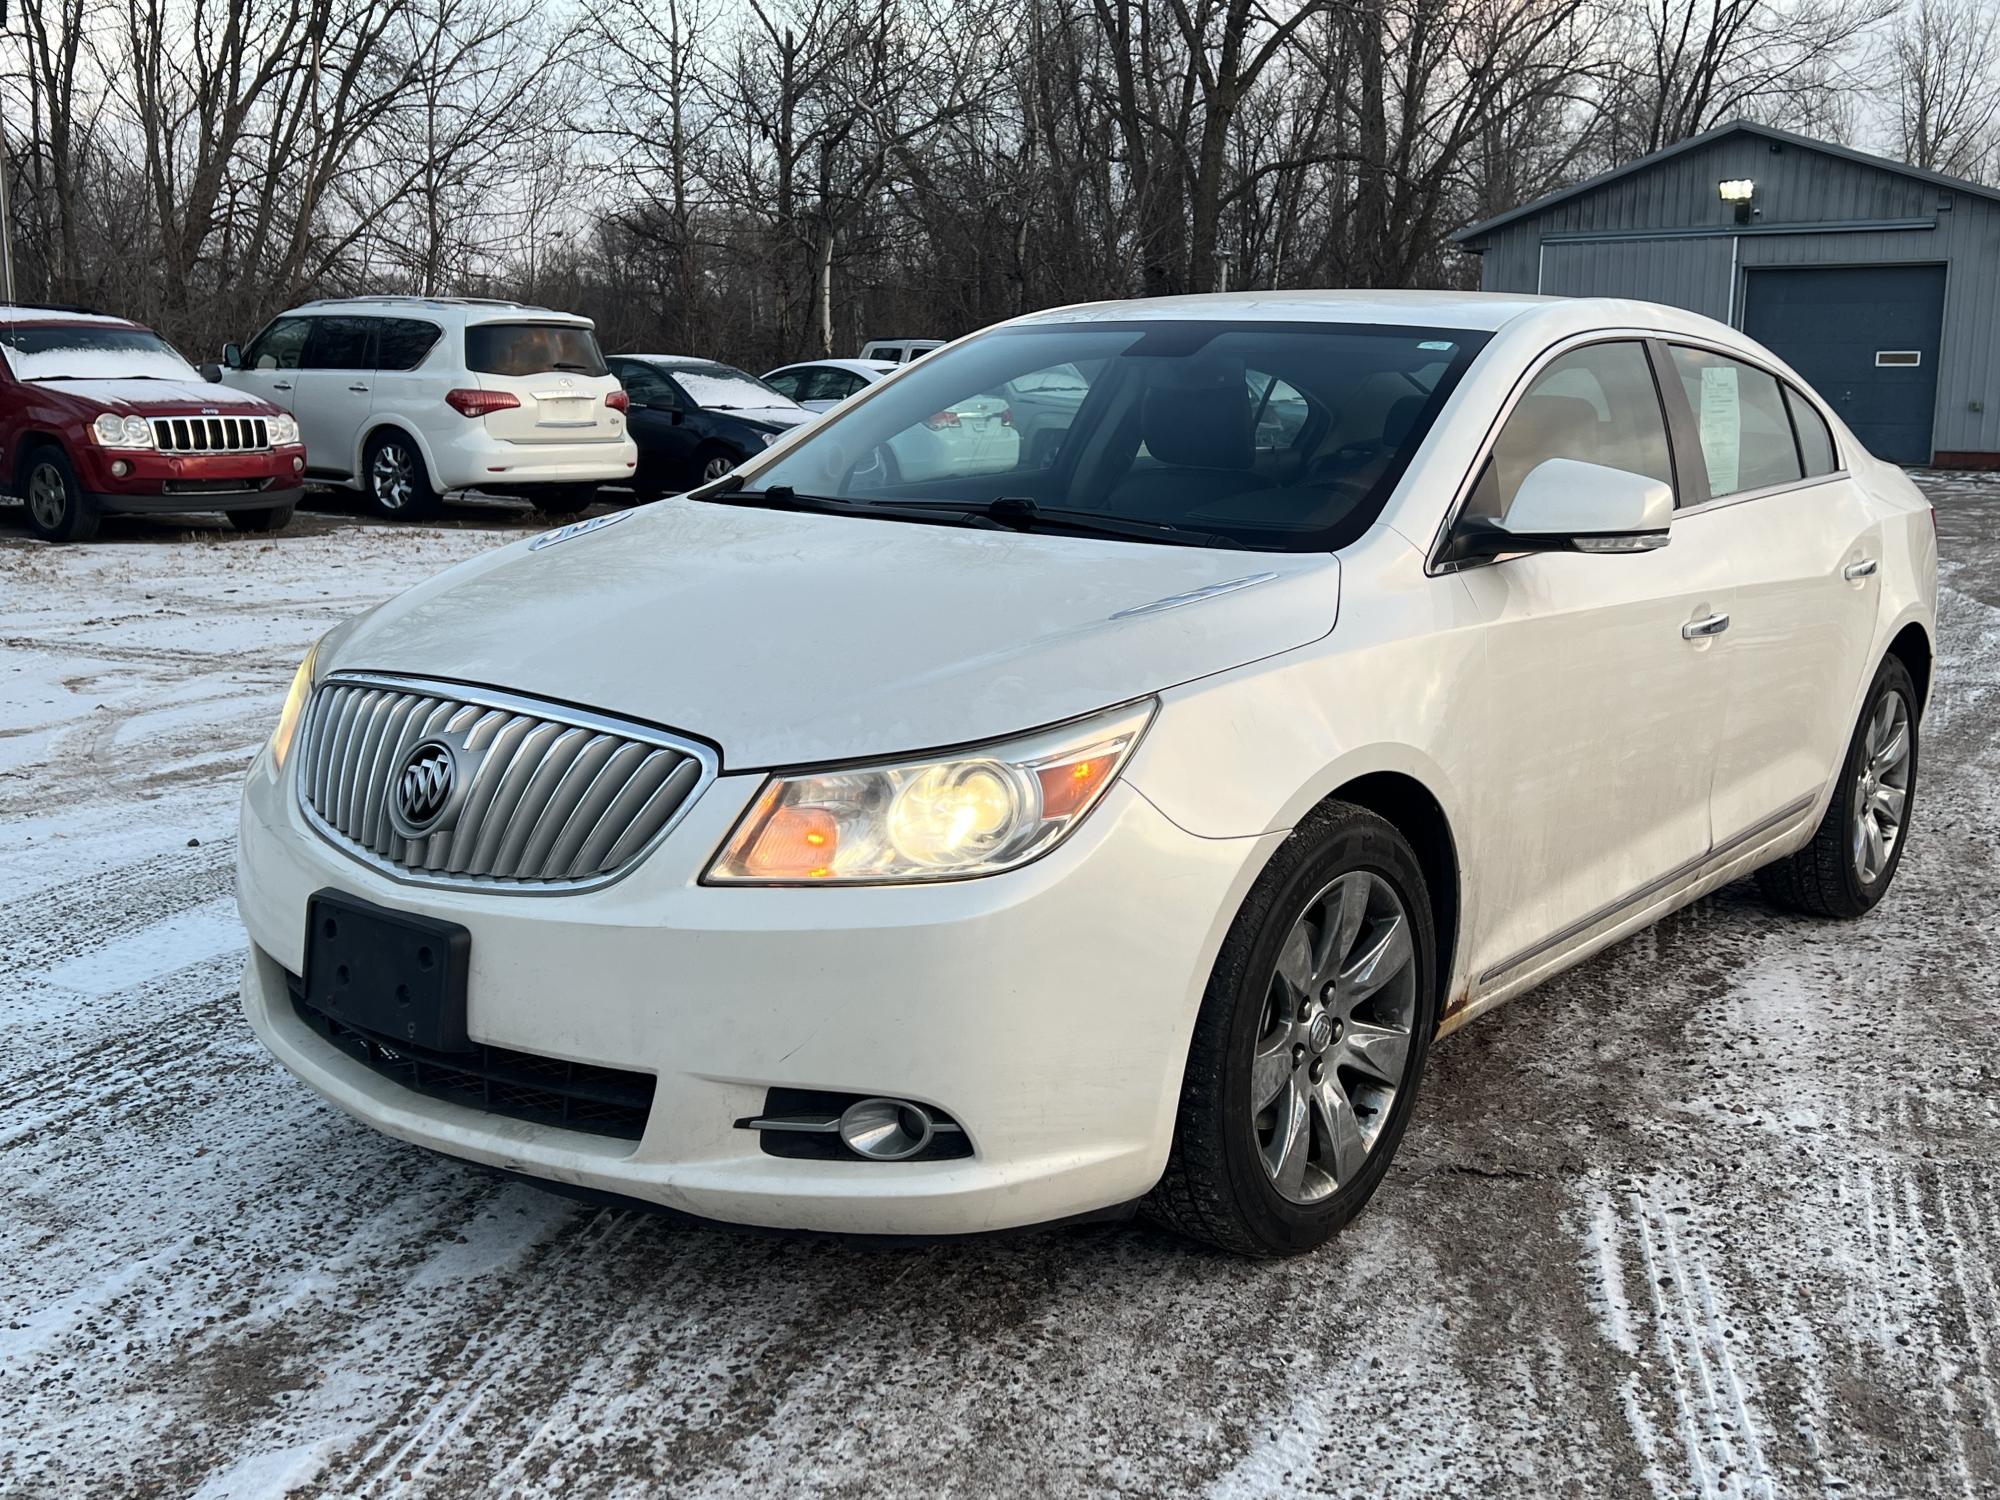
top-left (347, 383), bottom-right (370, 393)
top-left (1682, 612), bottom-right (1731, 640)
top-left (1843, 558), bottom-right (1878, 580)
top-left (272, 381), bottom-right (292, 392)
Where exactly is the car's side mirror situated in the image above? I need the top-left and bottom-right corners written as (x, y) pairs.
top-left (221, 342), bottom-right (243, 370)
top-left (198, 362), bottom-right (223, 383)
top-left (1449, 458), bottom-right (1672, 564)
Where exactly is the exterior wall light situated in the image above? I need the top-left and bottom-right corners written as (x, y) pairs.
top-left (1718, 178), bottom-right (1756, 224)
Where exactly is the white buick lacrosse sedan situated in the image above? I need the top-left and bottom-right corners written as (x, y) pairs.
top-left (237, 292), bottom-right (1936, 1256)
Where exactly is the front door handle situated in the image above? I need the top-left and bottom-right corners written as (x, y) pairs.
top-left (347, 382), bottom-right (370, 394)
top-left (1682, 612), bottom-right (1731, 640)
top-left (1843, 558), bottom-right (1879, 580)
top-left (272, 380), bottom-right (292, 392)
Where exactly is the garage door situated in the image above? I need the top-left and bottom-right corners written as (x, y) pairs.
top-left (1742, 265), bottom-right (1944, 465)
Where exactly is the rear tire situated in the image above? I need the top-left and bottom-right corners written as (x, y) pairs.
top-left (1147, 802), bottom-right (1438, 1257)
top-left (1756, 655), bottom-right (1918, 919)
top-left (362, 431), bottom-right (441, 521)
top-left (528, 486), bottom-right (598, 516)
top-left (226, 503), bottom-right (295, 534)
top-left (20, 445), bottom-right (99, 543)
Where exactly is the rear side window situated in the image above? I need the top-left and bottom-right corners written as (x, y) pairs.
top-left (763, 370), bottom-right (805, 399)
top-left (467, 323), bottom-right (608, 378)
top-left (1669, 347), bottom-right (1804, 497)
top-left (302, 316), bottom-right (374, 371)
top-left (805, 368), bottom-right (866, 402)
top-left (1466, 340), bottom-right (1674, 522)
top-left (1785, 385), bottom-right (1839, 476)
top-left (376, 318), bottom-right (442, 372)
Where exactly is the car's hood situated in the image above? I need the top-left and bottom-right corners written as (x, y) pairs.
top-left (38, 376), bottom-right (278, 414)
top-left (326, 501), bottom-right (1340, 767)
top-left (718, 405), bottom-right (815, 430)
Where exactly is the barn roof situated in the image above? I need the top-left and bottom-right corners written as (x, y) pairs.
top-left (1453, 119), bottom-right (2000, 247)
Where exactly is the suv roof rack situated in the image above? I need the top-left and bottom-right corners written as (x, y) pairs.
top-left (296, 294), bottom-right (537, 310)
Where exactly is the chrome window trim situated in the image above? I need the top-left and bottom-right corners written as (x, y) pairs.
top-left (1425, 327), bottom-right (1850, 575)
top-left (291, 671), bottom-right (721, 897)
top-left (1671, 470), bottom-right (1850, 518)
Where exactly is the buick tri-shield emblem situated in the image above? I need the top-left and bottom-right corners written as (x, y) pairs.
top-left (390, 740), bottom-right (458, 838)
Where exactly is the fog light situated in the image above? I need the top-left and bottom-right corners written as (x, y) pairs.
top-left (293, 456), bottom-right (304, 473)
top-left (110, 459), bottom-right (130, 477)
top-left (838, 1097), bottom-right (937, 1160)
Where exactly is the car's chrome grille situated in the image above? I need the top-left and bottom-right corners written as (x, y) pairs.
top-left (295, 675), bottom-right (714, 890)
top-left (151, 415), bottom-right (270, 452)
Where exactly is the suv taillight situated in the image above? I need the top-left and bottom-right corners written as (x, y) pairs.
top-left (606, 390), bottom-right (630, 412)
top-left (446, 388), bottom-right (521, 418)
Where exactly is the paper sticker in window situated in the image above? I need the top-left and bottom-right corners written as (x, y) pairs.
top-left (1698, 364), bottom-right (1741, 494)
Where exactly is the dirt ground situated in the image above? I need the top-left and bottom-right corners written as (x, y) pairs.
top-left (3, 477), bottom-right (1996, 1499)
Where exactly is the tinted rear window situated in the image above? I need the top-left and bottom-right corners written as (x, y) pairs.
top-left (466, 323), bottom-right (607, 378)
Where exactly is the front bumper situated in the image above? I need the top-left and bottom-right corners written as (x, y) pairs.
top-left (77, 443), bottom-right (308, 512)
top-left (237, 740), bottom-right (1278, 1234)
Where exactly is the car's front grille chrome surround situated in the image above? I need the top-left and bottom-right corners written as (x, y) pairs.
top-left (293, 673), bottom-right (717, 893)
top-left (151, 415), bottom-right (270, 452)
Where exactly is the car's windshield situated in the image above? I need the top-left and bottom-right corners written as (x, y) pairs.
top-left (465, 322), bottom-right (608, 378)
top-left (0, 323), bottom-right (198, 382)
top-left (663, 363), bottom-right (796, 411)
top-left (742, 320), bottom-right (1487, 551)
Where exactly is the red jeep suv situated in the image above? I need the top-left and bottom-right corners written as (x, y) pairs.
top-left (2, 305), bottom-right (306, 542)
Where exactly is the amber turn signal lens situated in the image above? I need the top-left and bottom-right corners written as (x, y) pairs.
top-left (738, 802), bottom-right (840, 879)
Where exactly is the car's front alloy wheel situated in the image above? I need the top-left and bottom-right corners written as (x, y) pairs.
top-left (21, 447), bottom-right (100, 543)
top-left (1149, 802), bottom-right (1437, 1256)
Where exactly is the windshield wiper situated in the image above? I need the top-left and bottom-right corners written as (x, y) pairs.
top-left (550, 361), bottom-right (594, 373)
top-left (687, 483), bottom-right (866, 516)
top-left (863, 496), bottom-right (1251, 549)
top-left (31, 373), bottom-right (167, 381)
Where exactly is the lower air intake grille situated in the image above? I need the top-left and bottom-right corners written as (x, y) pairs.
top-left (288, 973), bottom-right (655, 1141)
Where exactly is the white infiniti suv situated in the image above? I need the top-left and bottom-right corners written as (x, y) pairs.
top-left (236, 291), bottom-right (1936, 1256)
top-left (214, 297), bottom-right (638, 519)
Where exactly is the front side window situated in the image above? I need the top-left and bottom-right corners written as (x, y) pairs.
top-left (0, 321), bottom-right (197, 382)
top-left (1785, 385), bottom-right (1839, 477)
top-left (244, 317), bottom-right (309, 371)
top-left (466, 323), bottom-right (608, 378)
top-left (1669, 346), bottom-right (1803, 498)
top-left (375, 318), bottom-right (442, 372)
top-left (763, 369), bottom-right (806, 400)
top-left (744, 320), bottom-right (1487, 551)
top-left (302, 316), bottom-right (374, 371)
top-left (1465, 340), bottom-right (1674, 523)
top-left (806, 368), bottom-right (866, 402)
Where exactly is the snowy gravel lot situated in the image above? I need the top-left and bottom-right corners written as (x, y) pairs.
top-left (3, 478), bottom-right (1997, 1499)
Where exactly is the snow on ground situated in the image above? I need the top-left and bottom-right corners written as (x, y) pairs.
top-left (3, 482), bottom-right (1998, 1499)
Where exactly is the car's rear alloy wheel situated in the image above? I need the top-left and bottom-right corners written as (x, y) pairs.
top-left (21, 447), bottom-right (100, 542)
top-left (1148, 802), bottom-right (1437, 1256)
top-left (1252, 870), bottom-right (1419, 1205)
top-left (1757, 654), bottom-right (1920, 918)
top-left (364, 434), bottom-right (439, 520)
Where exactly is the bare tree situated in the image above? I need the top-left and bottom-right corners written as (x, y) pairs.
top-left (1881, 0), bottom-right (2000, 178)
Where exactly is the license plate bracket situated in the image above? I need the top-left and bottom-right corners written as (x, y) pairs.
top-left (304, 889), bottom-right (472, 1052)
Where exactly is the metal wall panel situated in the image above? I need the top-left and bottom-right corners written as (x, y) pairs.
top-left (1464, 129), bottom-right (2000, 456)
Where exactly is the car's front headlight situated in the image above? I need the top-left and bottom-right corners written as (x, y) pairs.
top-left (266, 413), bottom-right (301, 447)
top-left (91, 412), bottom-right (154, 448)
top-left (707, 700), bottom-right (1155, 884)
top-left (269, 642), bottom-right (318, 771)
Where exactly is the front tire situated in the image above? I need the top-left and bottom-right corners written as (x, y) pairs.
top-left (20, 445), bottom-right (100, 543)
top-left (1148, 803), bottom-right (1438, 1257)
top-left (1756, 655), bottom-right (1918, 918)
top-left (691, 445), bottom-right (743, 487)
top-left (362, 432), bottom-right (441, 521)
top-left (226, 503), bottom-right (295, 534)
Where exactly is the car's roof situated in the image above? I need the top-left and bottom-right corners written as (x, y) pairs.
top-left (767, 358), bottom-right (895, 377)
top-left (285, 296), bottom-right (594, 327)
top-left (1005, 288), bottom-right (1754, 351)
top-left (0, 307), bottom-right (143, 330)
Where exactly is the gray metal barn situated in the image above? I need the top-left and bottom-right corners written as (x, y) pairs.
top-left (1454, 119), bottom-right (2000, 468)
